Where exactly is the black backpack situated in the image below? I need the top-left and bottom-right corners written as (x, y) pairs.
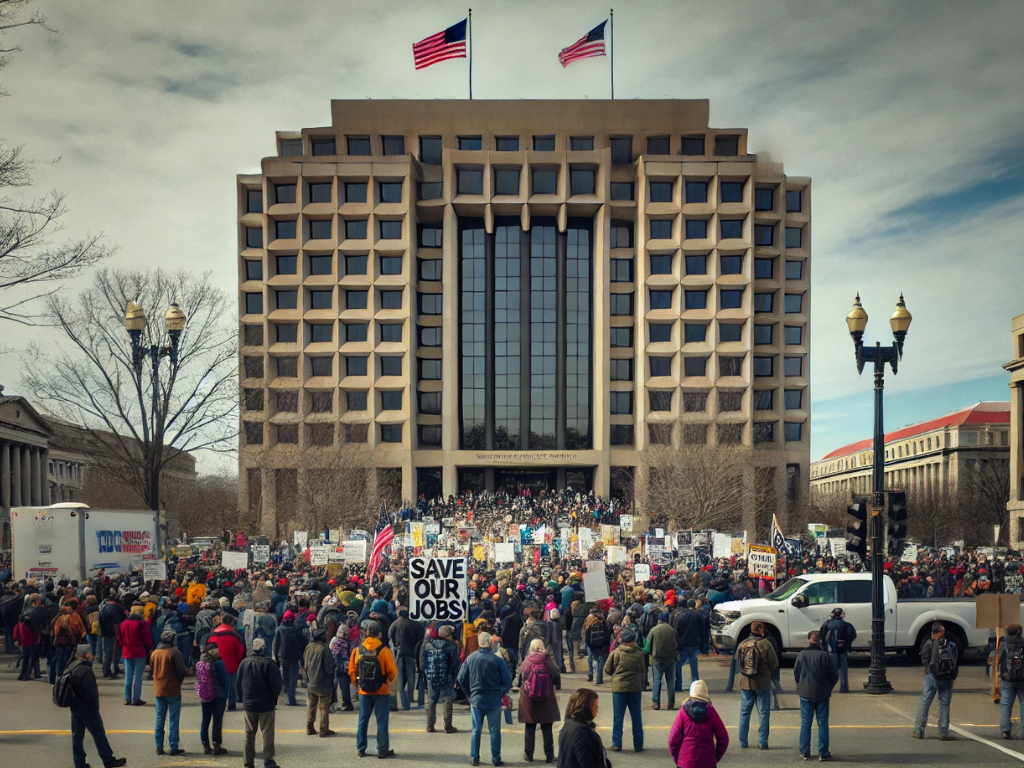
top-left (1003, 639), bottom-right (1024, 682)
top-left (588, 621), bottom-right (608, 649)
top-left (52, 665), bottom-right (76, 708)
top-left (929, 638), bottom-right (958, 681)
top-left (356, 642), bottom-right (385, 693)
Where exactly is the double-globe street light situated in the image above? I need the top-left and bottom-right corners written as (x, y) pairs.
top-left (845, 292), bottom-right (912, 694)
top-left (125, 301), bottom-right (187, 561)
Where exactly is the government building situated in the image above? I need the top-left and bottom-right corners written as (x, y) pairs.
top-left (1005, 312), bottom-right (1024, 548)
top-left (236, 100), bottom-right (811, 535)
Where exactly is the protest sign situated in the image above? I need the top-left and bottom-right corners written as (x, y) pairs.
top-left (252, 545), bottom-right (271, 564)
top-left (328, 529), bottom-right (340, 544)
top-left (142, 561), bottom-right (166, 581)
top-left (582, 569), bottom-right (610, 601)
top-left (173, 545), bottom-right (193, 558)
top-left (731, 537), bottom-right (744, 556)
top-left (601, 525), bottom-right (620, 546)
top-left (408, 557), bottom-right (469, 622)
top-left (1004, 572), bottom-right (1023, 595)
top-left (411, 522), bottom-right (425, 548)
top-left (425, 523), bottom-right (440, 536)
top-left (605, 545), bottom-right (626, 564)
top-left (746, 544), bottom-right (776, 578)
top-left (634, 563), bottom-right (651, 583)
top-left (342, 540), bottom-right (366, 562)
top-left (328, 549), bottom-right (345, 562)
top-left (309, 546), bottom-right (329, 566)
top-left (494, 542), bottom-right (516, 563)
top-left (472, 544), bottom-right (485, 562)
top-left (587, 560), bottom-right (605, 574)
top-left (901, 544), bottom-right (919, 563)
top-left (293, 531), bottom-right (308, 549)
top-left (713, 533), bottom-right (732, 559)
top-left (828, 538), bottom-right (847, 558)
top-left (620, 515), bottom-right (633, 533)
top-left (221, 551), bottom-right (249, 570)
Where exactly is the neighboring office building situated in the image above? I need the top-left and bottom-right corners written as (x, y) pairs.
top-left (810, 401), bottom-right (1010, 505)
top-left (1005, 313), bottom-right (1024, 548)
top-left (236, 99), bottom-right (811, 536)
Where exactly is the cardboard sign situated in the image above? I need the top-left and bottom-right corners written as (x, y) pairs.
top-left (309, 547), bottom-right (329, 566)
top-left (1005, 573), bottom-right (1024, 595)
top-left (252, 545), bottom-right (271, 564)
top-left (976, 593), bottom-right (1022, 629)
top-left (293, 531), bottom-right (308, 549)
top-left (582, 569), bottom-right (610, 601)
top-left (221, 551), bottom-right (249, 570)
top-left (620, 515), bottom-right (633, 533)
top-left (408, 557), bottom-right (469, 622)
top-left (746, 544), bottom-right (777, 579)
top-left (900, 544), bottom-right (919, 563)
top-left (494, 542), bottom-right (516, 563)
top-left (634, 563), bottom-right (651, 583)
top-left (601, 525), bottom-right (620, 546)
top-left (173, 545), bottom-right (193, 557)
top-left (713, 533), bottom-right (732, 559)
top-left (605, 545), bottom-right (627, 564)
top-left (142, 561), bottom-right (166, 581)
top-left (829, 538), bottom-right (847, 558)
top-left (342, 540), bottom-right (366, 562)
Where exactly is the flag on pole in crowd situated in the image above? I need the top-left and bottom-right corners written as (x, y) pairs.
top-left (770, 514), bottom-right (789, 555)
top-left (413, 18), bottom-right (468, 70)
top-left (367, 502), bottom-right (394, 581)
top-left (558, 20), bottom-right (608, 68)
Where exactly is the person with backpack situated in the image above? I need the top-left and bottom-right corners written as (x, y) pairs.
top-left (583, 608), bottom-right (611, 685)
top-left (668, 680), bottom-right (729, 768)
top-left (421, 624), bottom-right (461, 734)
top-left (236, 637), bottom-right (283, 768)
top-left (603, 625), bottom-right (646, 753)
top-left (736, 621), bottom-right (779, 750)
top-left (151, 628), bottom-right (188, 756)
top-left (999, 623), bottom-right (1024, 739)
top-left (117, 605), bottom-right (152, 706)
top-left (329, 619), bottom-right (356, 713)
top-left (195, 643), bottom-right (229, 755)
top-left (793, 630), bottom-right (839, 761)
top-left (272, 610), bottom-right (306, 706)
top-left (210, 613), bottom-right (247, 711)
top-left (51, 602), bottom-right (87, 682)
top-left (457, 630), bottom-right (512, 767)
top-left (349, 619), bottom-right (398, 758)
top-left (518, 638), bottom-right (561, 763)
top-left (58, 643), bottom-right (128, 768)
top-left (819, 608), bottom-right (857, 693)
top-left (389, 607), bottom-right (426, 710)
top-left (913, 622), bottom-right (958, 741)
top-left (303, 628), bottom-right (337, 737)
top-left (15, 595), bottom-right (45, 681)
top-left (647, 612), bottom-right (679, 710)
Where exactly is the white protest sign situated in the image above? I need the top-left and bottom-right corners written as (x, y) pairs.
top-left (605, 545), bottom-right (627, 564)
top-left (327, 549), bottom-right (345, 562)
top-left (901, 544), bottom-right (919, 563)
top-left (620, 515), bottom-right (633, 533)
top-left (746, 545), bottom-right (776, 578)
top-left (408, 557), bottom-right (469, 622)
top-left (342, 540), bottom-right (367, 562)
top-left (828, 538), bottom-right (847, 558)
top-left (582, 569), bottom-right (610, 601)
top-left (713, 533), bottom-right (732, 559)
top-left (308, 546), bottom-right (329, 566)
top-left (494, 542), bottom-right (516, 563)
top-left (142, 561), bottom-right (166, 581)
top-left (221, 551), bottom-right (249, 570)
top-left (578, 528), bottom-right (594, 557)
top-left (293, 531), bottom-right (308, 549)
top-left (560, 527), bottom-right (572, 544)
top-left (634, 563), bottom-right (651, 583)
top-left (252, 545), bottom-right (271, 564)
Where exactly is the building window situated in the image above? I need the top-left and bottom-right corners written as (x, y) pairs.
top-left (610, 136), bottom-right (633, 164)
top-left (719, 354), bottom-right (744, 377)
top-left (753, 421), bottom-right (776, 444)
top-left (345, 254), bottom-right (368, 275)
top-left (309, 323), bottom-right (332, 343)
top-left (308, 182), bottom-right (332, 203)
top-left (610, 293), bottom-right (634, 315)
top-left (685, 254), bottom-right (707, 275)
top-left (457, 169), bottom-right (483, 195)
top-left (685, 181), bottom-right (708, 203)
top-left (610, 259), bottom-right (634, 283)
top-left (275, 183), bottom-right (296, 204)
top-left (243, 356), bottom-right (264, 378)
top-left (647, 254), bottom-right (671, 275)
top-left (610, 391), bottom-right (632, 415)
top-left (420, 136), bottom-right (442, 164)
top-left (785, 293), bottom-right (804, 314)
top-left (344, 323), bottom-right (368, 342)
top-left (380, 356), bottom-right (402, 376)
top-left (309, 255), bottom-right (332, 275)
top-left (419, 358), bottom-right (442, 380)
top-left (649, 390), bottom-right (673, 411)
top-left (419, 182), bottom-right (443, 200)
top-left (754, 257), bottom-right (775, 279)
top-left (275, 290), bottom-right (297, 310)
top-left (647, 135), bottom-right (670, 155)
top-left (720, 254), bottom-right (743, 275)
top-left (244, 422), bottom-right (264, 445)
top-left (784, 325), bottom-right (803, 345)
top-left (753, 355), bottom-right (774, 377)
top-left (532, 169), bottom-right (557, 195)
top-left (720, 219), bottom-right (743, 240)
top-left (720, 289), bottom-right (743, 309)
top-left (379, 220), bottom-right (402, 240)
top-left (346, 136), bottom-right (370, 155)
top-left (610, 359), bottom-right (633, 381)
top-left (649, 289), bottom-right (673, 310)
top-left (275, 323), bottom-right (298, 343)
top-left (754, 224), bottom-right (775, 246)
top-left (243, 325), bottom-right (264, 346)
top-left (345, 182), bottom-right (368, 203)
top-left (419, 425), bottom-right (442, 447)
top-left (275, 254), bottom-right (297, 275)
top-left (719, 322), bottom-right (743, 342)
top-left (274, 219), bottom-right (296, 240)
top-left (683, 423), bottom-right (708, 445)
top-left (310, 290), bottom-right (332, 310)
top-left (245, 226), bottom-right (262, 249)
top-left (753, 389), bottom-right (774, 411)
top-left (720, 181), bottom-right (744, 203)
top-left (458, 135), bottom-right (482, 150)
top-left (786, 190), bottom-right (803, 212)
top-left (345, 423), bottom-right (369, 442)
top-left (684, 290), bottom-right (707, 310)
top-left (311, 137), bottom-right (337, 156)
top-left (754, 323), bottom-right (774, 345)
top-left (715, 135), bottom-right (740, 156)
top-left (381, 135), bottom-right (405, 155)
top-left (648, 322), bottom-right (671, 343)
top-left (345, 356), bottom-right (368, 377)
top-left (345, 289), bottom-right (368, 310)
top-left (461, 225), bottom-right (487, 448)
top-left (379, 181), bottom-right (403, 204)
top-left (650, 219), bottom-right (672, 239)
top-left (611, 327), bottom-right (634, 347)
top-left (309, 356), bottom-right (332, 376)
top-left (785, 422), bottom-right (803, 442)
top-left (785, 260), bottom-right (804, 280)
top-left (755, 187), bottom-right (774, 211)
top-left (494, 169), bottom-right (520, 195)
top-left (649, 181), bottom-right (673, 202)
top-left (681, 135), bottom-right (705, 155)
top-left (570, 167), bottom-right (595, 195)
top-left (684, 323), bottom-right (706, 343)
top-left (610, 220), bottom-right (634, 248)
top-left (495, 136), bottom-right (519, 151)
top-left (418, 326), bottom-right (442, 347)
top-left (419, 293), bottom-right (443, 315)
top-left (649, 423), bottom-right (674, 446)
top-left (610, 182), bottom-right (634, 200)
top-left (380, 290), bottom-right (403, 310)
top-left (784, 356), bottom-right (803, 377)
top-left (533, 135), bottom-right (555, 151)
top-left (685, 219), bottom-right (708, 239)
top-left (754, 292), bottom-right (775, 313)
top-left (307, 423), bottom-right (333, 447)
top-left (276, 356), bottom-right (298, 378)
top-left (718, 423), bottom-right (744, 444)
top-left (343, 392), bottom-right (367, 413)
top-left (785, 389), bottom-right (803, 410)
top-left (683, 391), bottom-right (709, 412)
top-left (785, 226), bottom-right (803, 249)
top-left (610, 424), bottom-right (634, 446)
top-left (379, 255), bottom-right (403, 276)
top-left (280, 138), bottom-right (302, 157)
top-left (244, 293), bottom-right (263, 314)
top-left (719, 390), bottom-right (743, 411)
top-left (379, 323), bottom-right (402, 343)
top-left (682, 356), bottom-right (706, 377)
top-left (380, 424), bottom-right (402, 443)
top-left (419, 222), bottom-right (443, 248)
top-left (244, 388), bottom-right (264, 411)
top-left (345, 219), bottom-right (368, 239)
top-left (418, 391), bottom-right (442, 415)
top-left (276, 390), bottom-right (298, 412)
top-left (570, 136), bottom-right (593, 151)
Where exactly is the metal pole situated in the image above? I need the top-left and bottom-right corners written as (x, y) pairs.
top-left (609, 9), bottom-right (614, 99)
top-left (149, 344), bottom-right (163, 562)
top-left (468, 9), bottom-right (473, 100)
top-left (865, 351), bottom-right (893, 693)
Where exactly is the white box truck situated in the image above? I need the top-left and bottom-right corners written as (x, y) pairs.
top-left (11, 503), bottom-right (159, 582)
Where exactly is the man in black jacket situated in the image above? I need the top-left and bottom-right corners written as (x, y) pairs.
top-left (237, 637), bottom-right (283, 768)
top-left (66, 644), bottom-right (128, 768)
top-left (793, 631), bottom-right (839, 761)
top-left (389, 608), bottom-right (425, 710)
top-left (98, 593), bottom-right (126, 679)
top-left (819, 608), bottom-right (857, 693)
top-left (1, 584), bottom-right (23, 654)
top-left (671, 600), bottom-right (704, 692)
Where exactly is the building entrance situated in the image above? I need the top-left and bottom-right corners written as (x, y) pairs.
top-left (455, 467), bottom-right (595, 495)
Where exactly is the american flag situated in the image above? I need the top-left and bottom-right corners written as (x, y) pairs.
top-left (413, 18), bottom-right (468, 70)
top-left (558, 20), bottom-right (607, 68)
top-left (366, 502), bottom-right (394, 581)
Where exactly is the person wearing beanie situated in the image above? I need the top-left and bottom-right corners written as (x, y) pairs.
top-left (117, 603), bottom-right (152, 706)
top-left (793, 630), bottom-right (838, 760)
top-left (603, 625), bottom-right (646, 752)
top-left (209, 613), bottom-right (247, 711)
top-left (668, 680), bottom-right (728, 768)
top-left (818, 608), bottom-right (856, 694)
top-left (388, 606), bottom-right (426, 710)
top-left (349, 620), bottom-right (398, 758)
top-left (65, 643), bottom-right (128, 768)
top-left (236, 637), bottom-right (283, 768)
top-left (272, 608), bottom-right (307, 706)
top-left (303, 629), bottom-right (337, 737)
top-left (646, 612), bottom-right (679, 710)
top-left (151, 629), bottom-right (188, 756)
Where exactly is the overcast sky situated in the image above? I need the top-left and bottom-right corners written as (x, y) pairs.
top-left (2, 0), bottom-right (1022, 473)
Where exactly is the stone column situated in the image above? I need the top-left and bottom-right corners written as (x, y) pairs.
top-left (11, 444), bottom-right (22, 507)
top-left (0, 441), bottom-right (10, 508)
top-left (30, 448), bottom-right (41, 506)
top-left (21, 446), bottom-right (32, 506)
top-left (40, 449), bottom-right (50, 505)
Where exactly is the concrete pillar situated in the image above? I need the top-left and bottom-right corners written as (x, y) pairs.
top-left (40, 449), bottom-right (50, 504)
top-left (11, 444), bottom-right (22, 507)
top-left (21, 446), bottom-right (32, 506)
top-left (0, 441), bottom-right (10, 508)
top-left (30, 448), bottom-right (41, 506)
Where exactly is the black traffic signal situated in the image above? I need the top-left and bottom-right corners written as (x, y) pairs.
top-left (846, 497), bottom-right (869, 560)
top-left (888, 490), bottom-right (908, 556)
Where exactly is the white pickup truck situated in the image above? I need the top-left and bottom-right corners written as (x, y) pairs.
top-left (710, 572), bottom-right (1019, 660)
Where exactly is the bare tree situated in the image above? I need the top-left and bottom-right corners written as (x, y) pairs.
top-left (172, 473), bottom-right (239, 538)
top-left (22, 268), bottom-right (237, 516)
top-left (0, 1), bottom-right (110, 325)
top-left (957, 458), bottom-right (1010, 546)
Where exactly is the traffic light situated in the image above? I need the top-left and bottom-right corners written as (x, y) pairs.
top-left (846, 497), bottom-right (869, 560)
top-left (888, 490), bottom-right (908, 557)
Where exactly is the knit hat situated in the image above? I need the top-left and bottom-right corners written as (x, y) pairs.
top-left (619, 626), bottom-right (637, 644)
top-left (689, 680), bottom-right (710, 702)
top-left (283, 610), bottom-right (296, 621)
top-left (161, 629), bottom-right (177, 645)
top-left (252, 637), bottom-right (267, 653)
top-left (76, 643), bottom-right (92, 657)
top-left (219, 597), bottom-right (230, 607)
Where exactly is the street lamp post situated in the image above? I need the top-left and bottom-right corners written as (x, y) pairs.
top-left (125, 301), bottom-right (187, 561)
top-left (846, 292), bottom-right (911, 695)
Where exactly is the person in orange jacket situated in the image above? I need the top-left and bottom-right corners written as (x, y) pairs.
top-left (348, 620), bottom-right (398, 759)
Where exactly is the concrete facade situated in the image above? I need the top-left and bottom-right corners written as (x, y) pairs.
top-left (236, 100), bottom-right (811, 536)
top-left (1005, 313), bottom-right (1024, 548)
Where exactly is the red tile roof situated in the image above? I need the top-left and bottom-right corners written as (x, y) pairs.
top-left (817, 401), bottom-right (1010, 462)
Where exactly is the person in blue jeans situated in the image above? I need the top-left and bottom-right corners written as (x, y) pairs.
top-left (457, 630), bottom-right (512, 766)
top-left (584, 611), bottom-right (611, 685)
top-left (793, 630), bottom-right (838, 760)
top-left (998, 623), bottom-right (1024, 739)
top-left (349, 620), bottom-right (398, 758)
top-left (604, 627), bottom-right (646, 752)
top-left (65, 644), bottom-right (128, 768)
top-left (671, 600), bottom-right (703, 692)
top-left (737, 622), bottom-right (779, 749)
top-left (914, 622), bottom-right (957, 740)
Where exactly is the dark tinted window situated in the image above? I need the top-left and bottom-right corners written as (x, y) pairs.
top-left (309, 323), bottom-right (332, 343)
top-left (419, 392), bottom-right (442, 414)
top-left (611, 327), bottom-right (633, 347)
top-left (649, 323), bottom-right (672, 343)
top-left (380, 356), bottom-right (402, 376)
top-left (784, 356), bottom-right (803, 377)
top-left (345, 289), bottom-right (367, 310)
top-left (684, 290), bottom-right (707, 310)
top-left (532, 169), bottom-right (557, 194)
top-left (345, 219), bottom-right (368, 239)
top-left (346, 356), bottom-right (367, 376)
top-left (719, 322), bottom-right (743, 342)
top-left (610, 424), bottom-right (634, 446)
top-left (381, 390), bottom-right (403, 411)
top-left (720, 254), bottom-right (743, 274)
top-left (647, 136), bottom-right (670, 155)
top-left (681, 135), bottom-right (705, 155)
top-left (754, 323), bottom-right (774, 345)
top-left (785, 260), bottom-right (804, 280)
top-left (754, 258), bottom-right (775, 279)
top-left (785, 422), bottom-right (803, 442)
top-left (786, 190), bottom-right (803, 212)
top-left (419, 359), bottom-right (442, 380)
top-left (420, 136), bottom-right (442, 164)
top-left (785, 325), bottom-right (803, 345)
top-left (720, 181), bottom-right (744, 203)
top-left (754, 224), bottom-right (775, 246)
top-left (720, 289), bottom-right (743, 309)
top-left (380, 255), bottom-right (402, 275)
top-left (346, 136), bottom-right (370, 155)
top-left (345, 254), bottom-right (367, 275)
top-left (785, 293), bottom-right (803, 314)
top-left (610, 391), bottom-right (632, 415)
top-left (754, 292), bottom-right (775, 313)
top-left (719, 355), bottom-right (744, 377)
top-left (244, 260), bottom-right (263, 281)
top-left (611, 137), bottom-right (632, 164)
top-left (380, 290), bottom-right (403, 309)
top-left (650, 390), bottom-right (673, 410)
top-left (458, 136), bottom-right (482, 150)
top-left (382, 135), bottom-right (405, 155)
top-left (419, 259), bottom-right (442, 281)
top-left (495, 136), bottom-right (519, 151)
top-left (379, 182), bottom-right (403, 203)
top-left (610, 259), bottom-right (634, 283)
top-left (309, 219), bottom-right (331, 239)
top-left (570, 136), bottom-right (594, 151)
top-left (685, 219), bottom-right (707, 239)
top-left (276, 356), bottom-right (297, 377)
top-left (274, 219), bottom-right (296, 240)
top-left (786, 227), bottom-right (803, 248)
top-left (419, 182), bottom-right (442, 200)
top-left (275, 290), bottom-right (297, 310)
top-left (650, 254), bottom-right (672, 274)
top-left (610, 359), bottom-right (633, 381)
top-left (753, 356), bottom-right (774, 377)
top-left (610, 293), bottom-right (633, 315)
top-left (309, 356), bottom-right (332, 376)
top-left (715, 135), bottom-right (739, 156)
top-left (839, 580), bottom-right (872, 603)
top-left (279, 139), bottom-right (302, 157)
top-left (379, 220), bottom-right (402, 240)
top-left (570, 168), bottom-right (595, 195)
top-left (650, 220), bottom-right (672, 239)
top-left (685, 181), bottom-right (708, 203)
top-left (245, 293), bottom-right (263, 314)
top-left (245, 227), bottom-right (262, 248)
top-left (683, 356), bottom-right (706, 377)
top-left (610, 182), bottom-right (634, 200)
top-left (650, 356), bottom-right (672, 377)
top-left (419, 222), bottom-right (443, 248)
top-left (418, 293), bottom-right (442, 315)
top-left (785, 389), bottom-right (803, 410)
top-left (309, 255), bottom-right (332, 275)
top-left (275, 183), bottom-right (296, 204)
top-left (418, 326), bottom-right (442, 347)
top-left (494, 169), bottom-right (520, 195)
top-left (344, 323), bottom-right (367, 342)
top-left (650, 181), bottom-right (673, 202)
top-left (310, 290), bottom-right (332, 309)
top-left (754, 389), bottom-right (774, 410)
top-left (309, 182), bottom-right (332, 203)
top-left (312, 137), bottom-right (337, 155)
top-left (684, 323), bottom-right (706, 343)
top-left (346, 391), bottom-right (367, 411)
top-left (720, 219), bottom-right (743, 239)
top-left (755, 188), bottom-right (774, 211)
top-left (533, 135), bottom-right (555, 151)
top-left (345, 182), bottom-right (368, 203)
top-left (610, 220), bottom-right (634, 248)
top-left (457, 169), bottom-right (483, 194)
top-left (650, 289), bottom-right (673, 309)
top-left (685, 254), bottom-right (707, 275)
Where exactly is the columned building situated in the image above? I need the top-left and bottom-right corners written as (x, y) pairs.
top-left (1005, 313), bottom-right (1024, 548)
top-left (0, 387), bottom-right (52, 548)
top-left (237, 100), bottom-right (812, 535)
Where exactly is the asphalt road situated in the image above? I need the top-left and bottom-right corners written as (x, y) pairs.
top-left (2, 652), bottom-right (1023, 767)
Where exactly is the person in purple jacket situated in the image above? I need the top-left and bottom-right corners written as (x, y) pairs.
top-left (668, 681), bottom-right (729, 768)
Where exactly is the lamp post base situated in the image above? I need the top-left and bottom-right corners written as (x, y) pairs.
top-left (863, 678), bottom-right (894, 695)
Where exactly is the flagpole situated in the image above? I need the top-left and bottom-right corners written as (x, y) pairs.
top-left (609, 8), bottom-right (614, 99)
top-left (468, 8), bottom-right (473, 100)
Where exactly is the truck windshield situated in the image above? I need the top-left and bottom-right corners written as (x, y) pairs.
top-left (765, 578), bottom-right (806, 601)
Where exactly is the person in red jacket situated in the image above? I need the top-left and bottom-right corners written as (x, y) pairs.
top-left (668, 681), bottom-right (728, 768)
top-left (210, 614), bottom-right (247, 711)
top-left (117, 605), bottom-right (153, 706)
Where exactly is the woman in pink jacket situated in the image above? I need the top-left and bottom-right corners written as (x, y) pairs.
top-left (668, 681), bottom-right (729, 768)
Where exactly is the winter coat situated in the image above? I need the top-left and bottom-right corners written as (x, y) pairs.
top-left (116, 614), bottom-right (153, 659)
top-left (819, 618), bottom-right (857, 655)
top-left (209, 624), bottom-right (246, 674)
top-left (66, 658), bottom-right (101, 713)
top-left (151, 642), bottom-right (188, 698)
top-left (51, 607), bottom-right (87, 646)
top-left (647, 622), bottom-right (679, 661)
top-left (389, 616), bottom-right (426, 659)
top-left (302, 640), bottom-right (336, 695)
top-left (517, 651), bottom-right (561, 724)
top-left (672, 609), bottom-right (704, 648)
top-left (668, 699), bottom-right (729, 768)
top-left (604, 643), bottom-right (646, 693)
top-left (739, 634), bottom-right (779, 692)
top-left (456, 644), bottom-right (511, 710)
top-left (348, 635), bottom-right (398, 696)
top-left (556, 717), bottom-right (611, 768)
top-left (272, 620), bottom-right (307, 662)
top-left (419, 636), bottom-right (461, 688)
top-left (235, 652), bottom-right (282, 713)
top-left (793, 643), bottom-right (839, 700)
